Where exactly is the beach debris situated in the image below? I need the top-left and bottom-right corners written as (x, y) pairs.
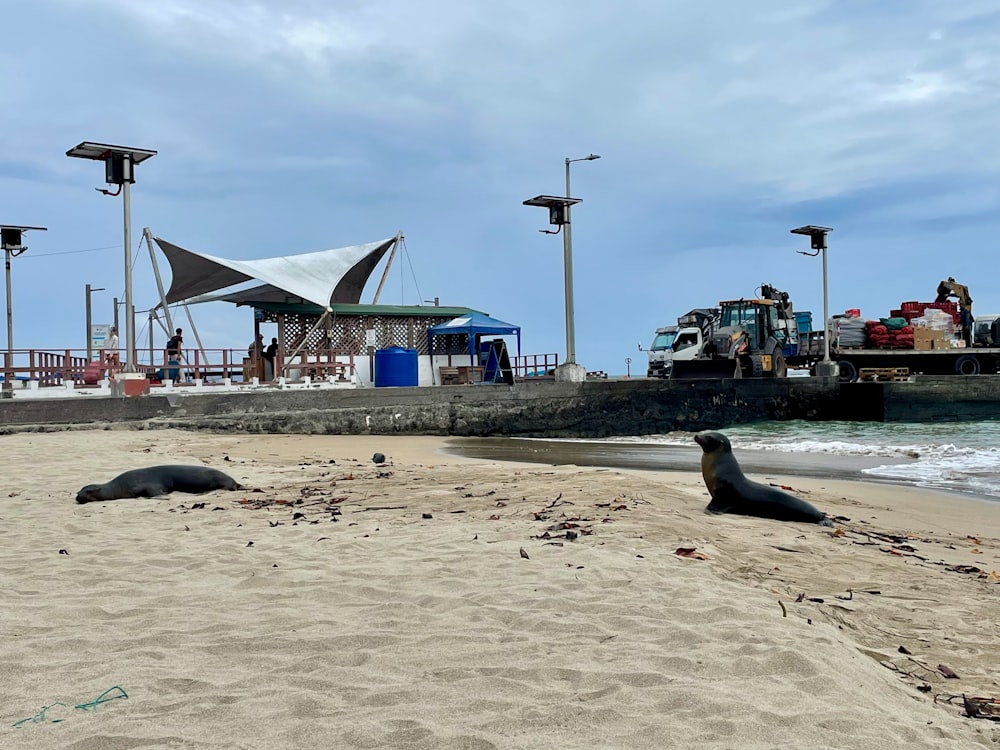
top-left (917, 684), bottom-right (932, 692)
top-left (75, 686), bottom-right (128, 713)
top-left (794, 593), bottom-right (825, 604)
top-left (673, 547), bottom-right (710, 560)
top-left (963, 695), bottom-right (1000, 721)
top-left (835, 590), bottom-right (854, 601)
top-left (937, 664), bottom-right (960, 679)
top-left (768, 482), bottom-right (802, 492)
top-left (58, 549), bottom-right (69, 555)
top-left (422, 513), bottom-right (433, 519)
top-left (898, 645), bottom-right (912, 655)
top-left (14, 686), bottom-right (131, 728)
top-left (12, 701), bottom-right (69, 728)
top-left (372, 453), bottom-right (386, 464)
top-left (935, 694), bottom-right (1000, 721)
top-left (778, 600), bottom-right (788, 617)
top-left (246, 541), bottom-right (254, 547)
top-left (519, 547), bottom-right (530, 559)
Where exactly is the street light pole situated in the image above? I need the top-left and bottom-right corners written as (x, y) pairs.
top-left (1, 225), bottom-right (46, 395)
top-left (562, 154), bottom-right (600, 366)
top-left (85, 284), bottom-right (106, 360)
top-left (66, 142), bottom-right (157, 376)
top-left (121, 157), bottom-right (135, 370)
top-left (791, 225), bottom-right (837, 378)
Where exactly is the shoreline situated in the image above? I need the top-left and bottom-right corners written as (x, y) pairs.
top-left (442, 436), bottom-right (1000, 504)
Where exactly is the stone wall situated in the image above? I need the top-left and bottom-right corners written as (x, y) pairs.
top-left (0, 378), bottom-right (841, 437)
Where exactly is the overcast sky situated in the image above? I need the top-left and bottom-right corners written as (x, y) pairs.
top-left (2, 0), bottom-right (998, 374)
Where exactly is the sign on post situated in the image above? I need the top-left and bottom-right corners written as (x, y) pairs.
top-left (90, 324), bottom-right (111, 360)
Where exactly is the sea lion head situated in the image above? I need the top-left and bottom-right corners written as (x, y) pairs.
top-left (75, 485), bottom-right (102, 504)
top-left (694, 431), bottom-right (731, 454)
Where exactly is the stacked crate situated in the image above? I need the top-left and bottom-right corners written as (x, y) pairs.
top-left (891, 301), bottom-right (960, 325)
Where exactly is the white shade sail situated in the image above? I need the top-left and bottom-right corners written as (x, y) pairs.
top-left (154, 235), bottom-right (399, 308)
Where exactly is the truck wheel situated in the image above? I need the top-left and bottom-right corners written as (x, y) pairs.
top-left (837, 360), bottom-right (858, 383)
top-left (771, 350), bottom-right (787, 378)
top-left (955, 354), bottom-right (980, 375)
top-left (750, 355), bottom-right (764, 377)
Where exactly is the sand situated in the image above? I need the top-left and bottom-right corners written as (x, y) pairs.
top-left (2, 429), bottom-right (999, 749)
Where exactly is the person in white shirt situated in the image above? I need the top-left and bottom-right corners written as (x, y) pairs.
top-left (105, 327), bottom-right (120, 366)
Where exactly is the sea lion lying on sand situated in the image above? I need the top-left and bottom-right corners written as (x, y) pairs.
top-left (693, 431), bottom-right (833, 526)
top-left (76, 465), bottom-right (243, 504)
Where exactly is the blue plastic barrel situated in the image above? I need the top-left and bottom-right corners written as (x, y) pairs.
top-left (374, 347), bottom-right (418, 387)
top-left (795, 311), bottom-right (813, 334)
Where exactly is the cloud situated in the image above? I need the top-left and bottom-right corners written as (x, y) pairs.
top-left (2, 0), bottom-right (998, 371)
top-left (57, 0), bottom-right (995, 202)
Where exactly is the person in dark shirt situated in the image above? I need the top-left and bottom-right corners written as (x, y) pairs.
top-left (164, 328), bottom-right (183, 382)
top-left (264, 337), bottom-right (279, 381)
top-left (166, 328), bottom-right (183, 359)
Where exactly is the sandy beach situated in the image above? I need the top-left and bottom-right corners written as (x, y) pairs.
top-left (2, 429), bottom-right (999, 749)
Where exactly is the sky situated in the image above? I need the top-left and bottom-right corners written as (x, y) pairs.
top-left (1, 0), bottom-right (998, 375)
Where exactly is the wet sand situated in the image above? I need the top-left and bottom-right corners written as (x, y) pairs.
top-left (444, 436), bottom-right (913, 481)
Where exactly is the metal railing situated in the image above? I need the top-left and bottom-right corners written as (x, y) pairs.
top-left (511, 353), bottom-right (559, 380)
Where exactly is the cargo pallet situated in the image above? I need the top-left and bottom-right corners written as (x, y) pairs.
top-left (859, 367), bottom-right (911, 382)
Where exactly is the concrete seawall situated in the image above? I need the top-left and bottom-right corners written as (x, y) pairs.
top-left (4, 375), bottom-right (998, 436)
top-left (0, 378), bottom-right (840, 436)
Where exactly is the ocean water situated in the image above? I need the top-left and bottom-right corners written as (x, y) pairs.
top-left (605, 420), bottom-right (1000, 499)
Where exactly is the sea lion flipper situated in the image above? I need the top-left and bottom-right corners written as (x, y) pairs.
top-left (705, 480), bottom-right (741, 513)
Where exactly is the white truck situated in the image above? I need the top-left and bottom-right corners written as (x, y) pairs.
top-left (642, 309), bottom-right (718, 378)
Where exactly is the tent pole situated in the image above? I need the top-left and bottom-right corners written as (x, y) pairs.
top-left (182, 305), bottom-right (208, 380)
top-left (371, 231), bottom-right (402, 305)
top-left (144, 228), bottom-right (174, 334)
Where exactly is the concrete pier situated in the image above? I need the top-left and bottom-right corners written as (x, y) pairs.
top-left (1, 376), bottom-right (996, 436)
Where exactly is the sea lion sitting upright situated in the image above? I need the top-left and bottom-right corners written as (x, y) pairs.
top-left (693, 431), bottom-right (833, 526)
top-left (76, 465), bottom-right (243, 504)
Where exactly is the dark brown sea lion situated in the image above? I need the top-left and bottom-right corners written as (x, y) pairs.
top-left (76, 465), bottom-right (243, 504)
top-left (694, 431), bottom-right (833, 526)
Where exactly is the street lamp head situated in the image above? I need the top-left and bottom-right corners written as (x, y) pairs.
top-left (66, 142), bottom-right (157, 186)
top-left (1, 225), bottom-right (47, 255)
top-left (523, 195), bottom-right (582, 230)
top-left (567, 153), bottom-right (602, 164)
top-left (790, 224), bottom-right (832, 251)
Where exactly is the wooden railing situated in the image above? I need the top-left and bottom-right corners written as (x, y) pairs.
top-left (1, 347), bottom-right (555, 389)
top-left (0, 347), bottom-right (358, 388)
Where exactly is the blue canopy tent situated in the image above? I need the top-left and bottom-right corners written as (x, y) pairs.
top-left (427, 312), bottom-right (521, 383)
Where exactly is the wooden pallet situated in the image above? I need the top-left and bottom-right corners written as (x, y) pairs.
top-left (859, 367), bottom-right (911, 382)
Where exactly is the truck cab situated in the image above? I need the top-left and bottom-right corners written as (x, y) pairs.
top-left (645, 326), bottom-right (678, 378)
top-left (973, 315), bottom-right (1000, 347)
